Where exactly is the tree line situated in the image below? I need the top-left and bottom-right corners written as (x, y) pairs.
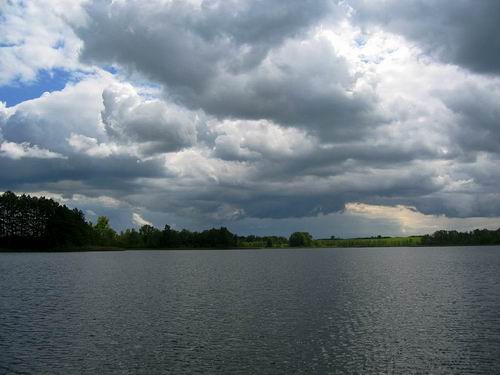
top-left (0, 191), bottom-right (91, 249)
top-left (421, 229), bottom-right (500, 246)
top-left (2, 191), bottom-right (500, 250)
top-left (0, 191), bottom-right (296, 250)
top-left (0, 192), bottom-right (240, 250)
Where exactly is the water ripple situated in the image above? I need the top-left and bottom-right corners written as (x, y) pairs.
top-left (1, 247), bottom-right (500, 374)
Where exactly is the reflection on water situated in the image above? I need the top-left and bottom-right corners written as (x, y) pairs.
top-left (1, 247), bottom-right (500, 374)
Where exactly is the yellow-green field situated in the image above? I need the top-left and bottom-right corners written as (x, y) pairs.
top-left (237, 236), bottom-right (424, 248)
top-left (314, 236), bottom-right (423, 248)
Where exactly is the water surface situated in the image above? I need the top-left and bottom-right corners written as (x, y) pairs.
top-left (1, 247), bottom-right (500, 374)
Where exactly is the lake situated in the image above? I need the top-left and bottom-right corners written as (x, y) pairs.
top-left (1, 247), bottom-right (500, 374)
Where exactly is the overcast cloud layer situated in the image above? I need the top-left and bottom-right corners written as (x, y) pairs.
top-left (1, 0), bottom-right (499, 237)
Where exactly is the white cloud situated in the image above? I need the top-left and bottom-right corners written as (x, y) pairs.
top-left (71, 194), bottom-right (123, 209)
top-left (1, 74), bottom-right (113, 152)
top-left (101, 84), bottom-right (198, 155)
top-left (19, 191), bottom-right (124, 209)
top-left (0, 0), bottom-right (88, 85)
top-left (212, 119), bottom-right (316, 161)
top-left (68, 133), bottom-right (122, 158)
top-left (132, 212), bottom-right (153, 227)
top-left (0, 141), bottom-right (66, 159)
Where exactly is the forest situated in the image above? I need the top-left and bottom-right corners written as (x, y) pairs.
top-left (0, 191), bottom-right (285, 250)
top-left (421, 229), bottom-right (500, 246)
top-left (1, 191), bottom-right (500, 250)
top-left (0, 192), bottom-right (241, 250)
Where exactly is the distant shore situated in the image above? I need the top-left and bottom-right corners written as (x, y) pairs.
top-left (3, 192), bottom-right (500, 251)
top-left (3, 240), bottom-right (500, 253)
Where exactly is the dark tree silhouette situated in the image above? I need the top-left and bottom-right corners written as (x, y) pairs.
top-left (0, 192), bottom-right (241, 250)
top-left (289, 232), bottom-right (313, 247)
top-left (421, 228), bottom-right (500, 246)
top-left (5, 191), bottom-right (499, 251)
top-left (0, 191), bottom-right (92, 249)
top-left (92, 216), bottom-right (117, 246)
top-left (117, 225), bottom-right (239, 249)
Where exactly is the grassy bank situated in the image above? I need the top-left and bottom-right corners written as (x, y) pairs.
top-left (220, 236), bottom-right (424, 249)
top-left (314, 236), bottom-right (423, 248)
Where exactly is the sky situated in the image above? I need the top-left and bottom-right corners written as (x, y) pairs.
top-left (1, 0), bottom-right (500, 238)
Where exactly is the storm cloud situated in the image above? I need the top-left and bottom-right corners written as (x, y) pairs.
top-left (1, 0), bottom-right (500, 236)
top-left (76, 0), bottom-right (383, 140)
top-left (351, 0), bottom-right (500, 75)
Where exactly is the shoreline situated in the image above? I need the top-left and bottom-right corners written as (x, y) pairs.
top-left (2, 244), bottom-right (500, 253)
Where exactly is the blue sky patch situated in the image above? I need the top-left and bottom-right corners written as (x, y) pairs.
top-left (0, 68), bottom-right (74, 107)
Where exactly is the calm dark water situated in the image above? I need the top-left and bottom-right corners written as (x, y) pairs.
top-left (1, 247), bottom-right (500, 374)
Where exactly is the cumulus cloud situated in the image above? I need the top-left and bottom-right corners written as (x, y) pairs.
top-left (212, 119), bottom-right (316, 161)
top-left (68, 133), bottom-right (121, 158)
top-left (78, 0), bottom-right (338, 87)
top-left (0, 0), bottom-right (87, 85)
top-left (439, 80), bottom-right (500, 154)
top-left (350, 0), bottom-right (500, 75)
top-left (76, 0), bottom-right (384, 140)
top-left (1, 73), bottom-right (198, 158)
top-left (101, 85), bottom-right (198, 155)
top-left (2, 0), bottom-right (500, 236)
top-left (1, 75), bottom-right (109, 153)
top-left (195, 36), bottom-right (383, 140)
top-left (0, 75), bottom-right (170, 194)
top-left (0, 141), bottom-right (66, 160)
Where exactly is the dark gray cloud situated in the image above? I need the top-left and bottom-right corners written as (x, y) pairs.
top-left (191, 38), bottom-right (384, 140)
top-left (77, 0), bottom-right (383, 140)
top-left (439, 82), bottom-right (500, 154)
top-left (101, 87), bottom-right (198, 155)
top-left (121, 162), bottom-right (443, 222)
top-left (351, 0), bottom-right (500, 75)
top-left (2, 110), bottom-right (98, 154)
top-left (0, 154), bottom-right (165, 188)
top-left (79, 0), bottom-right (338, 86)
top-left (3, 0), bottom-right (500, 236)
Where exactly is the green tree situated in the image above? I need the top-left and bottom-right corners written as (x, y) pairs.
top-left (93, 216), bottom-right (117, 246)
top-left (289, 232), bottom-right (313, 247)
top-left (0, 191), bottom-right (92, 249)
top-left (139, 225), bottom-right (162, 247)
top-left (118, 228), bottom-right (143, 248)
